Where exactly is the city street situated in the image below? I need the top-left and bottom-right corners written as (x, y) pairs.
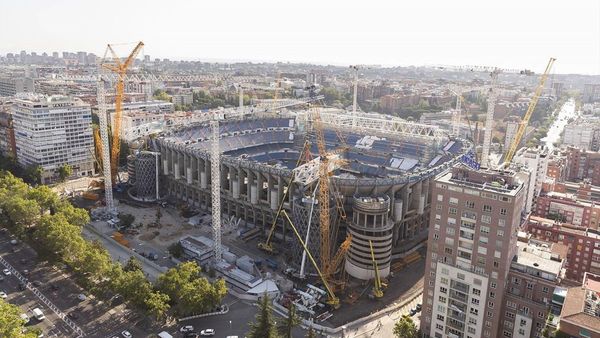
top-left (0, 230), bottom-right (148, 337)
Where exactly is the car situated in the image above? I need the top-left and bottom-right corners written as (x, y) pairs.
top-left (200, 329), bottom-right (215, 336)
top-left (32, 281), bottom-right (43, 287)
top-left (180, 326), bottom-right (195, 333)
top-left (22, 269), bottom-right (30, 276)
top-left (20, 313), bottom-right (29, 324)
top-left (183, 333), bottom-right (199, 338)
top-left (77, 293), bottom-right (87, 301)
top-left (409, 308), bottom-right (417, 316)
top-left (2, 269), bottom-right (10, 276)
top-left (0, 291), bottom-right (7, 299)
top-left (67, 312), bottom-right (79, 320)
top-left (121, 330), bottom-right (132, 338)
top-left (10, 239), bottom-right (18, 245)
top-left (18, 282), bottom-right (26, 291)
top-left (416, 303), bottom-right (422, 311)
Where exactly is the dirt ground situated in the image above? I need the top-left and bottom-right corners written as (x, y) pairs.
top-left (118, 203), bottom-right (208, 251)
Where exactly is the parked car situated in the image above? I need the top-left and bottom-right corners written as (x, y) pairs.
top-left (200, 329), bottom-right (215, 336)
top-left (180, 326), bottom-right (195, 333)
top-left (0, 291), bottom-right (7, 299)
top-left (18, 282), bottom-right (26, 291)
top-left (32, 281), bottom-right (43, 287)
top-left (2, 269), bottom-right (11, 276)
top-left (121, 330), bottom-right (132, 338)
top-left (416, 303), bottom-right (422, 311)
top-left (77, 294), bottom-right (87, 301)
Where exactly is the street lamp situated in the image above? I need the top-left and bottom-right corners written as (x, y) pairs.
top-left (229, 320), bottom-right (232, 330)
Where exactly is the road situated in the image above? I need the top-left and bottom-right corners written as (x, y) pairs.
top-left (541, 98), bottom-right (577, 151)
top-left (83, 222), bottom-right (166, 281)
top-left (333, 293), bottom-right (423, 338)
top-left (0, 229), bottom-right (149, 337)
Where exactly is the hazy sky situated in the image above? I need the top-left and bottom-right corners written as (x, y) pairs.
top-left (2, 0), bottom-right (599, 74)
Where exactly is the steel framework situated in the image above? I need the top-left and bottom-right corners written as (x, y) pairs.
top-left (96, 76), bottom-right (115, 214)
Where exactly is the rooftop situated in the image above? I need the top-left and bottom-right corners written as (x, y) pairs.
top-left (511, 240), bottom-right (563, 280)
top-left (561, 273), bottom-right (600, 334)
top-left (437, 165), bottom-right (524, 197)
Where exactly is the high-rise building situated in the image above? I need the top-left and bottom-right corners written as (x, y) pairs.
top-left (422, 165), bottom-right (527, 338)
top-left (11, 94), bottom-right (95, 183)
top-left (512, 146), bottom-right (549, 213)
top-left (504, 116), bottom-right (521, 151)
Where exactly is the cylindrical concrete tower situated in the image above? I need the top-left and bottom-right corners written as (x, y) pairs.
top-left (345, 195), bottom-right (393, 280)
top-left (134, 153), bottom-right (158, 201)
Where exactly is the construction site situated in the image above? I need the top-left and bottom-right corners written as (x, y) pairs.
top-left (81, 40), bottom-right (480, 326)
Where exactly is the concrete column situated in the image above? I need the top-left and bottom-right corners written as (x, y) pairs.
top-left (257, 173), bottom-right (264, 203)
top-left (173, 151), bottom-right (180, 180)
top-left (185, 154), bottom-right (193, 185)
top-left (162, 147), bottom-right (169, 175)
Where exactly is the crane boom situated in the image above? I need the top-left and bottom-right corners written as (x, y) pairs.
top-left (503, 58), bottom-right (556, 165)
top-left (101, 41), bottom-right (144, 183)
top-left (369, 240), bottom-right (383, 298)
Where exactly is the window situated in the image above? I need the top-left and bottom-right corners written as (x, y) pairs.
top-left (473, 288), bottom-right (481, 296)
top-left (448, 207), bottom-right (458, 215)
top-left (472, 298), bottom-right (480, 305)
top-left (500, 208), bottom-right (507, 215)
top-left (497, 229), bottom-right (504, 237)
top-left (487, 311), bottom-right (493, 318)
top-left (436, 324), bottom-right (444, 330)
top-left (542, 286), bottom-right (549, 294)
top-left (498, 219), bottom-right (505, 227)
top-left (457, 273), bottom-right (466, 280)
top-left (481, 215), bottom-right (492, 224)
top-left (437, 194), bottom-right (444, 202)
top-left (495, 250), bottom-right (502, 258)
top-left (441, 277), bottom-right (449, 285)
top-left (445, 247), bottom-right (453, 255)
top-left (436, 204), bottom-right (443, 211)
top-left (437, 314), bottom-right (445, 321)
top-left (449, 197), bottom-right (458, 205)
top-left (434, 233), bottom-right (439, 240)
top-left (483, 205), bottom-right (493, 213)
top-left (505, 312), bottom-right (515, 319)
top-left (440, 287), bottom-right (448, 294)
top-left (480, 236), bottom-right (489, 244)
top-left (480, 226), bottom-right (490, 234)
top-left (489, 291), bottom-right (495, 299)
top-left (478, 247), bottom-right (488, 255)
top-left (526, 281), bottom-right (534, 290)
top-left (491, 282), bottom-right (497, 289)
top-left (513, 277), bottom-right (520, 285)
top-left (446, 227), bottom-right (456, 236)
top-left (470, 308), bottom-right (479, 315)
top-left (439, 296), bottom-right (447, 303)
top-left (465, 201), bottom-right (475, 209)
top-left (441, 267), bottom-right (449, 275)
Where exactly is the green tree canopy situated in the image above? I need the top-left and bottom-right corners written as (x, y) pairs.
top-left (247, 294), bottom-right (280, 338)
top-left (393, 314), bottom-right (418, 338)
top-left (0, 299), bottom-right (38, 338)
top-left (280, 302), bottom-right (300, 338)
top-left (57, 164), bottom-right (73, 182)
top-left (124, 256), bottom-right (143, 273)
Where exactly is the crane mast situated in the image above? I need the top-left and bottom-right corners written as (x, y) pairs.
top-left (211, 118), bottom-right (222, 261)
top-left (96, 76), bottom-right (115, 214)
top-left (504, 58), bottom-right (556, 166)
top-left (481, 70), bottom-right (499, 167)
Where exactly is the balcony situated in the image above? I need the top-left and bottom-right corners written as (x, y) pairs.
top-left (451, 280), bottom-right (469, 294)
top-left (450, 289), bottom-right (469, 303)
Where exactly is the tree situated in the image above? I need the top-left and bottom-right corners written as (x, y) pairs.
top-left (247, 294), bottom-right (280, 338)
top-left (156, 261), bottom-right (227, 316)
top-left (168, 242), bottom-right (184, 258)
top-left (305, 327), bottom-right (317, 338)
top-left (144, 291), bottom-right (171, 322)
top-left (153, 89), bottom-right (171, 102)
top-left (26, 165), bottom-right (43, 185)
top-left (124, 256), bottom-right (143, 272)
top-left (57, 164), bottom-right (73, 182)
top-left (4, 197), bottom-right (40, 235)
top-left (0, 299), bottom-right (38, 338)
top-left (280, 302), bottom-right (300, 338)
top-left (393, 314), bottom-right (418, 338)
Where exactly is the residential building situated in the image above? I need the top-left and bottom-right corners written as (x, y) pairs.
top-left (0, 76), bottom-right (34, 97)
top-left (583, 84), bottom-right (600, 103)
top-left (559, 272), bottom-right (600, 338)
top-left (0, 105), bottom-right (17, 159)
top-left (526, 215), bottom-right (600, 283)
top-left (505, 116), bottom-right (521, 151)
top-left (11, 94), bottom-right (94, 183)
top-left (422, 165), bottom-right (527, 338)
top-left (501, 238), bottom-right (564, 338)
top-left (566, 147), bottom-right (600, 185)
top-left (105, 100), bottom-right (174, 114)
top-left (513, 146), bottom-right (549, 213)
top-left (563, 121), bottom-right (600, 151)
top-left (171, 92), bottom-right (193, 107)
top-left (535, 191), bottom-right (600, 230)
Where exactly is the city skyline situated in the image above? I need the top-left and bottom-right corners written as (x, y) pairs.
top-left (2, 0), bottom-right (599, 74)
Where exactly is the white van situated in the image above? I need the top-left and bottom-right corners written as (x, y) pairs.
top-left (32, 308), bottom-right (45, 321)
top-left (157, 332), bottom-right (173, 338)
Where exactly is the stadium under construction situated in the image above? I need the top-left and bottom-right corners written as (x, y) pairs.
top-left (133, 108), bottom-right (472, 282)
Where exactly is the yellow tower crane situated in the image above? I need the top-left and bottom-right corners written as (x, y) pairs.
top-left (503, 57), bottom-right (556, 166)
top-left (101, 41), bottom-right (145, 183)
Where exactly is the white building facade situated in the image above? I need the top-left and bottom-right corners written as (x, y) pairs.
top-left (12, 94), bottom-right (95, 183)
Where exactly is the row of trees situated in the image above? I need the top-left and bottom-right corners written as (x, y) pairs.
top-left (0, 171), bottom-right (226, 322)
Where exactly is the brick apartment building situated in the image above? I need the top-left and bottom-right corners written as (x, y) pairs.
top-left (566, 147), bottom-right (600, 186)
top-left (559, 272), bottom-right (600, 338)
top-left (526, 216), bottom-right (600, 283)
top-left (535, 191), bottom-right (600, 230)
